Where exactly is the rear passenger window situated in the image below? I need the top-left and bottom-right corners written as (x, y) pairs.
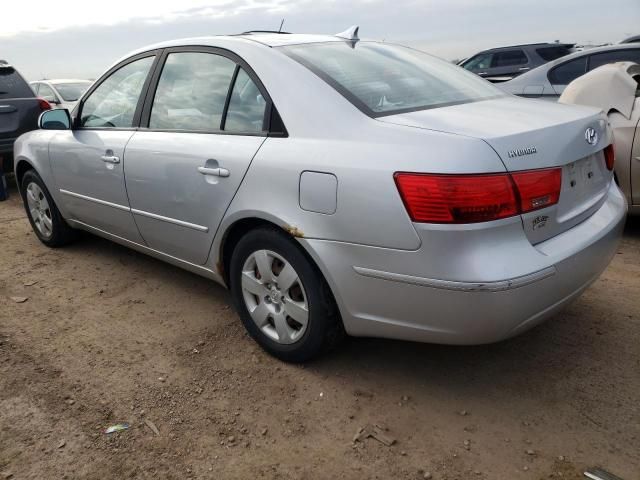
top-left (548, 57), bottom-right (587, 85)
top-left (536, 46), bottom-right (572, 62)
top-left (588, 49), bottom-right (640, 71)
top-left (149, 52), bottom-right (236, 131)
top-left (491, 50), bottom-right (528, 67)
top-left (224, 69), bottom-right (267, 133)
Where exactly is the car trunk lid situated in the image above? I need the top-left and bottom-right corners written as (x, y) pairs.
top-left (379, 96), bottom-right (613, 244)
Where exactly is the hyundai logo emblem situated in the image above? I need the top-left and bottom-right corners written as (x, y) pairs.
top-left (585, 127), bottom-right (598, 146)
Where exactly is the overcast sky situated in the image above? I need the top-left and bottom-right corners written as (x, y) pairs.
top-left (3, 0), bottom-right (639, 80)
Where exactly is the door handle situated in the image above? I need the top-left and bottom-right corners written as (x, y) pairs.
top-left (518, 67), bottom-right (530, 71)
top-left (197, 166), bottom-right (230, 177)
top-left (100, 154), bottom-right (120, 164)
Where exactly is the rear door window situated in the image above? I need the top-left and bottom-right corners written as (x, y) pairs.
top-left (223, 68), bottom-right (267, 133)
top-left (536, 46), bottom-right (572, 62)
top-left (588, 49), bottom-right (640, 70)
top-left (548, 57), bottom-right (587, 85)
top-left (0, 67), bottom-right (34, 99)
top-left (491, 50), bottom-right (528, 67)
top-left (149, 52), bottom-right (236, 131)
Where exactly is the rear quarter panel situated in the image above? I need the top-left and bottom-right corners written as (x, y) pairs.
top-left (215, 121), bottom-right (507, 253)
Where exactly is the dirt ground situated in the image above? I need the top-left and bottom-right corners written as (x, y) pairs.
top-left (0, 178), bottom-right (638, 480)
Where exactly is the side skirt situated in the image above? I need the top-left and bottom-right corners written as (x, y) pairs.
top-left (67, 219), bottom-right (226, 286)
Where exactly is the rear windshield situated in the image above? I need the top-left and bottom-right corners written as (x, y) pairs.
top-left (536, 46), bottom-right (572, 62)
top-left (282, 42), bottom-right (504, 117)
top-left (53, 82), bottom-right (92, 101)
top-left (0, 67), bottom-right (33, 99)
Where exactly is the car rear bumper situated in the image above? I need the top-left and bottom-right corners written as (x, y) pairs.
top-left (301, 182), bottom-right (627, 345)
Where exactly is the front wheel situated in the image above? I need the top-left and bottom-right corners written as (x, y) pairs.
top-left (21, 170), bottom-right (75, 247)
top-left (229, 227), bottom-right (343, 362)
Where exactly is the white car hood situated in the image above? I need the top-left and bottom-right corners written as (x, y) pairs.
top-left (559, 62), bottom-right (640, 119)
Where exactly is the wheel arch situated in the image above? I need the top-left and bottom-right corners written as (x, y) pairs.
top-left (216, 214), bottom-right (339, 311)
top-left (218, 216), bottom-right (303, 286)
top-left (15, 158), bottom-right (37, 193)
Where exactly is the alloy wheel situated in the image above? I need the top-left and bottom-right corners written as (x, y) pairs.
top-left (26, 182), bottom-right (53, 239)
top-left (241, 249), bottom-right (309, 345)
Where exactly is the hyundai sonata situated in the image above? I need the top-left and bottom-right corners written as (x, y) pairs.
top-left (14, 28), bottom-right (627, 361)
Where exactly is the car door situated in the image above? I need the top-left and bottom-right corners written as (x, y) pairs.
top-left (488, 49), bottom-right (530, 80)
top-left (123, 48), bottom-right (270, 265)
top-left (49, 52), bottom-right (159, 242)
top-left (462, 53), bottom-right (493, 79)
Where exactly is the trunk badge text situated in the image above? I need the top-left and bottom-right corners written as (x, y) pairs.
top-left (585, 127), bottom-right (598, 146)
top-left (532, 215), bottom-right (549, 230)
top-left (508, 147), bottom-right (537, 158)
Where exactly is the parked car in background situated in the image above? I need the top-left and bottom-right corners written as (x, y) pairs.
top-left (560, 62), bottom-right (640, 215)
top-left (13, 30), bottom-right (626, 361)
top-left (620, 35), bottom-right (640, 44)
top-left (0, 60), bottom-right (51, 173)
top-left (499, 43), bottom-right (640, 100)
top-left (459, 43), bottom-right (574, 82)
top-left (30, 79), bottom-right (93, 111)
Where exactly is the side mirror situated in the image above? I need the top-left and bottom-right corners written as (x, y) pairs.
top-left (39, 108), bottom-right (71, 130)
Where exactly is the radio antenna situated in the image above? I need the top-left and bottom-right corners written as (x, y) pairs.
top-left (278, 18), bottom-right (285, 33)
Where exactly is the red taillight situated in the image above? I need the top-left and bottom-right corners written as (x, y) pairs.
top-left (604, 144), bottom-right (615, 171)
top-left (395, 168), bottom-right (562, 224)
top-left (38, 98), bottom-right (51, 111)
top-left (394, 173), bottom-right (518, 224)
top-left (511, 168), bottom-right (562, 213)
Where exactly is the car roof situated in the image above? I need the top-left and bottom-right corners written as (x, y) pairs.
top-left (128, 33), bottom-right (346, 53)
top-left (539, 42), bottom-right (640, 69)
top-left (112, 32), bottom-right (363, 70)
top-left (620, 34), bottom-right (640, 44)
top-left (477, 43), bottom-right (574, 53)
top-left (31, 79), bottom-right (92, 84)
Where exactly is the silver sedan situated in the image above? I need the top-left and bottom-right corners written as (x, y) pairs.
top-left (14, 28), bottom-right (627, 361)
top-left (499, 43), bottom-right (640, 100)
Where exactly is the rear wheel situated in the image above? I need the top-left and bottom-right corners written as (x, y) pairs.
top-left (21, 170), bottom-right (75, 247)
top-left (229, 227), bottom-right (343, 362)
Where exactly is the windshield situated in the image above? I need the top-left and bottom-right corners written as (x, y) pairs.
top-left (282, 42), bottom-right (504, 116)
top-left (53, 82), bottom-right (92, 102)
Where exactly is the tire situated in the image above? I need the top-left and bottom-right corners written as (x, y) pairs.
top-left (229, 227), bottom-right (344, 362)
top-left (21, 170), bottom-right (76, 247)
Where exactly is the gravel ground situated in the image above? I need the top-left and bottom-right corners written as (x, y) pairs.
top-left (1, 179), bottom-right (639, 480)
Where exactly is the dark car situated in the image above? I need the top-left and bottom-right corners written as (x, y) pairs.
top-left (0, 60), bottom-right (51, 173)
top-left (459, 43), bottom-right (575, 83)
